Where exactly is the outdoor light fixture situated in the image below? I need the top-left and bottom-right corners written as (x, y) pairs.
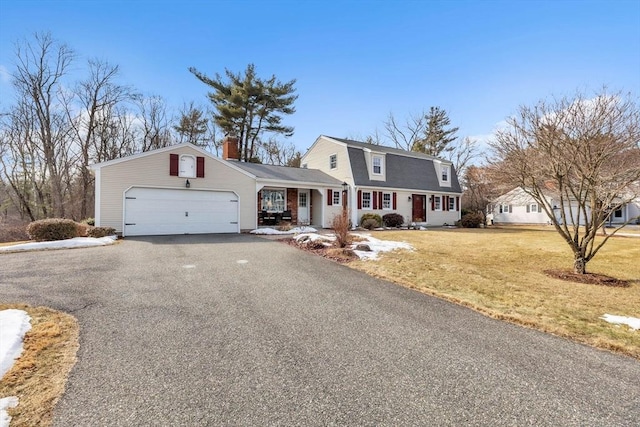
top-left (342, 181), bottom-right (348, 192)
top-left (408, 196), bottom-right (412, 201)
top-left (185, 179), bottom-right (191, 188)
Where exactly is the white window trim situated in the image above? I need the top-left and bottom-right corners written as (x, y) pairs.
top-left (332, 189), bottom-right (342, 206)
top-left (372, 156), bottom-right (384, 175)
top-left (441, 165), bottom-right (449, 182)
top-left (382, 192), bottom-right (392, 210)
top-left (179, 154), bottom-right (196, 178)
top-left (361, 191), bottom-right (372, 209)
top-left (449, 197), bottom-right (456, 211)
top-left (329, 154), bottom-right (337, 169)
top-left (434, 195), bottom-right (442, 211)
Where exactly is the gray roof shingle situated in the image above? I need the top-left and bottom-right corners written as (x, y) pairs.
top-left (230, 161), bottom-right (343, 186)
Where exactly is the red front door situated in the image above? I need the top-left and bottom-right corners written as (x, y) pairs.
top-left (412, 194), bottom-right (426, 222)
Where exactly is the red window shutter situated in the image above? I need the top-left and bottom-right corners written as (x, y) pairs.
top-left (431, 196), bottom-right (435, 211)
top-left (357, 190), bottom-right (362, 209)
top-left (392, 192), bottom-right (397, 210)
top-left (196, 156), bottom-right (205, 178)
top-left (327, 189), bottom-right (333, 206)
top-left (378, 192), bottom-right (383, 210)
top-left (456, 196), bottom-right (460, 211)
top-left (373, 191), bottom-right (378, 210)
top-left (170, 154), bottom-right (178, 176)
top-left (445, 196), bottom-right (449, 211)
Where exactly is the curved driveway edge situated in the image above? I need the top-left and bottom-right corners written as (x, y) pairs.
top-left (1, 234), bottom-right (638, 426)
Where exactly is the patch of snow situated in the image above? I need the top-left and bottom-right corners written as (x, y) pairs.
top-left (0, 236), bottom-right (117, 252)
top-left (0, 397), bottom-right (19, 427)
top-left (601, 314), bottom-right (640, 331)
top-left (293, 232), bottom-right (412, 260)
top-left (0, 309), bottom-right (31, 378)
top-left (250, 226), bottom-right (317, 235)
top-left (294, 233), bottom-right (335, 243)
top-left (352, 235), bottom-right (413, 260)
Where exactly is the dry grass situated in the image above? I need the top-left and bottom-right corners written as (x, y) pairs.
top-left (349, 227), bottom-right (640, 359)
top-left (0, 304), bottom-right (79, 427)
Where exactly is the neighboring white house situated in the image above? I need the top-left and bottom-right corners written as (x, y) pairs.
top-left (489, 187), bottom-right (640, 226)
top-left (90, 135), bottom-right (463, 236)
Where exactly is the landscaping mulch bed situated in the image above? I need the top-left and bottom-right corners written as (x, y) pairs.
top-left (544, 269), bottom-right (630, 287)
top-left (283, 237), bottom-right (357, 263)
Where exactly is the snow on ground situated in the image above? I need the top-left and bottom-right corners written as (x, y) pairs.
top-left (0, 309), bottom-right (31, 427)
top-left (0, 236), bottom-right (117, 252)
top-left (293, 232), bottom-right (412, 260)
top-left (601, 314), bottom-right (640, 331)
top-left (0, 310), bottom-right (32, 377)
top-left (250, 227), bottom-right (317, 235)
top-left (0, 397), bottom-right (18, 427)
top-left (351, 233), bottom-right (413, 260)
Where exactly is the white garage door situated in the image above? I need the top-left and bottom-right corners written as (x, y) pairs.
top-left (124, 187), bottom-right (238, 236)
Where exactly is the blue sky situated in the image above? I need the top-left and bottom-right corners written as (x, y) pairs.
top-left (1, 0), bottom-right (639, 154)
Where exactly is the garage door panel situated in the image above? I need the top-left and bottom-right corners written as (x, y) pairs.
top-left (124, 188), bottom-right (238, 236)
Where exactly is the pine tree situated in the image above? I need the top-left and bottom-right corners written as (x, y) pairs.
top-left (412, 106), bottom-right (459, 156)
top-left (174, 103), bottom-right (208, 146)
top-left (189, 64), bottom-right (297, 161)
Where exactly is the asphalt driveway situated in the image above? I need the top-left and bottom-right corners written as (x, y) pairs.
top-left (1, 234), bottom-right (639, 426)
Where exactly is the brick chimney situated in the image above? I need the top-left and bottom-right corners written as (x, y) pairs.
top-left (222, 135), bottom-right (239, 160)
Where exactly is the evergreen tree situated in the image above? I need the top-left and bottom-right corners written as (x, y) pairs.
top-left (412, 106), bottom-right (459, 156)
top-left (174, 103), bottom-right (208, 146)
top-left (189, 64), bottom-right (297, 161)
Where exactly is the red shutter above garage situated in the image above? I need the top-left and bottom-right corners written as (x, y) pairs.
top-left (327, 189), bottom-right (333, 206)
top-left (170, 154), bottom-right (178, 176)
top-left (196, 156), bottom-right (205, 178)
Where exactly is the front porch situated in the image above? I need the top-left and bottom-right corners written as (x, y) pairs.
top-left (258, 188), bottom-right (319, 227)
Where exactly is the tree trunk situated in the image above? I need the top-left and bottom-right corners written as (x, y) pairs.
top-left (573, 255), bottom-right (587, 274)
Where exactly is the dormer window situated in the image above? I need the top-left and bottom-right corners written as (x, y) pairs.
top-left (179, 155), bottom-right (196, 178)
top-left (442, 165), bottom-right (449, 182)
top-left (372, 156), bottom-right (383, 175)
top-left (330, 154), bottom-right (337, 169)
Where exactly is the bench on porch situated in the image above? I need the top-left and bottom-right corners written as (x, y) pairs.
top-left (258, 210), bottom-right (292, 226)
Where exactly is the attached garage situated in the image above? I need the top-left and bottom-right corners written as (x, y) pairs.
top-left (123, 187), bottom-right (239, 236)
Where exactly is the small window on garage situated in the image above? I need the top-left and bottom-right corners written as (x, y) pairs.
top-left (179, 155), bottom-right (196, 178)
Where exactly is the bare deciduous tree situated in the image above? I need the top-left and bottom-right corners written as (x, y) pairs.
top-left (490, 89), bottom-right (640, 274)
top-left (11, 32), bottom-right (75, 218)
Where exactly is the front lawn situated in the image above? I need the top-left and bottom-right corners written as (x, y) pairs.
top-left (349, 227), bottom-right (640, 359)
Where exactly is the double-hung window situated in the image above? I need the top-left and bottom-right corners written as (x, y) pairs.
top-left (362, 192), bottom-right (372, 209)
top-left (434, 196), bottom-right (441, 211)
top-left (382, 192), bottom-right (392, 209)
top-left (449, 197), bottom-right (456, 211)
top-left (373, 156), bottom-right (383, 175)
top-left (333, 190), bottom-right (341, 206)
top-left (442, 166), bottom-right (449, 182)
top-left (329, 154), bottom-right (337, 169)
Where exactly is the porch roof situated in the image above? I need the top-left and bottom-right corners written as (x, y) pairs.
top-left (230, 161), bottom-right (344, 186)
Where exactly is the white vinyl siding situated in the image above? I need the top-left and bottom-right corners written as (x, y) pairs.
top-left (96, 145), bottom-right (255, 233)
